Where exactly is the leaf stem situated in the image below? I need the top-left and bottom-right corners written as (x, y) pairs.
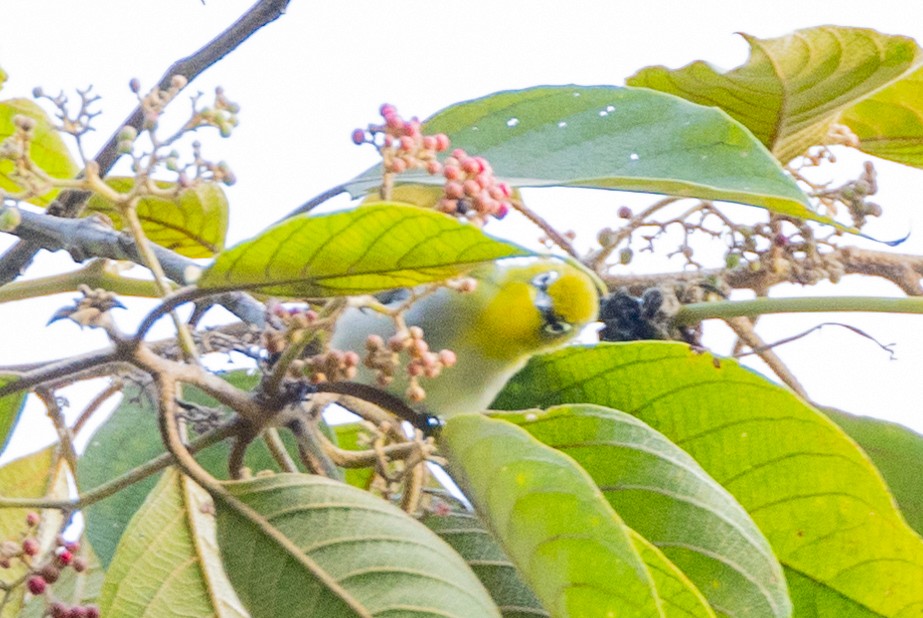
top-left (675, 295), bottom-right (923, 326)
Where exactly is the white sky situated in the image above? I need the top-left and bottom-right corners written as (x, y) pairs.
top-left (1, 1), bottom-right (923, 462)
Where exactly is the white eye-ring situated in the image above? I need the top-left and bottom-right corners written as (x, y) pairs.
top-left (532, 271), bottom-right (559, 291)
top-left (544, 320), bottom-right (571, 335)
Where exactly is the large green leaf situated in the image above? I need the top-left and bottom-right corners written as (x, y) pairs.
top-left (628, 530), bottom-right (716, 618)
top-left (493, 342), bottom-right (923, 617)
top-left (840, 66), bottom-right (923, 168)
top-left (822, 407), bottom-right (923, 536)
top-left (198, 202), bottom-right (531, 297)
top-left (440, 413), bottom-right (662, 617)
top-left (217, 473), bottom-right (500, 617)
top-left (421, 511), bottom-right (548, 618)
top-left (78, 374), bottom-right (301, 567)
top-left (85, 177), bottom-right (228, 258)
top-left (627, 27), bottom-right (923, 164)
top-left (0, 374), bottom-right (27, 454)
top-left (347, 86), bottom-right (825, 225)
top-left (98, 468), bottom-right (248, 617)
top-left (0, 99), bottom-right (79, 206)
top-left (495, 404), bottom-right (789, 618)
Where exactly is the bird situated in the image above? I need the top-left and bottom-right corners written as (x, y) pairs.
top-left (329, 257), bottom-right (601, 418)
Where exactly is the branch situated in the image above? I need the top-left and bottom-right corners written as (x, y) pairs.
top-left (0, 0), bottom-right (292, 284)
top-left (674, 295), bottom-right (923, 326)
top-left (4, 207), bottom-right (265, 325)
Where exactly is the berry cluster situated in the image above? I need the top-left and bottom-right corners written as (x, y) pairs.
top-left (0, 513), bottom-right (97, 617)
top-left (352, 104), bottom-right (449, 175)
top-left (363, 326), bottom-right (457, 403)
top-left (352, 104), bottom-right (513, 225)
top-left (439, 148), bottom-right (511, 223)
top-left (263, 303), bottom-right (320, 359)
top-left (306, 349), bottom-right (360, 383)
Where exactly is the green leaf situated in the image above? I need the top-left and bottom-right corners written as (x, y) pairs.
top-left (822, 407), bottom-right (923, 536)
top-left (440, 413), bottom-right (662, 617)
top-left (78, 374), bottom-right (301, 567)
top-left (421, 511), bottom-right (549, 618)
top-left (495, 404), bottom-right (788, 618)
top-left (0, 375), bottom-right (27, 454)
top-left (84, 177), bottom-right (228, 258)
top-left (0, 99), bottom-right (79, 206)
top-left (840, 66), bottom-right (923, 168)
top-left (493, 342), bottom-right (923, 617)
top-left (217, 473), bottom-right (500, 617)
top-left (346, 85), bottom-right (830, 226)
top-left (627, 27), bottom-right (922, 164)
top-left (198, 202), bottom-right (531, 297)
top-left (628, 531), bottom-right (716, 618)
top-left (98, 468), bottom-right (248, 617)
top-left (0, 447), bottom-right (67, 618)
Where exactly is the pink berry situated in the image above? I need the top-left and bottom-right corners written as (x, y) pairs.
top-left (438, 349), bottom-right (457, 367)
top-left (442, 164), bottom-right (461, 180)
top-left (439, 199), bottom-right (458, 213)
top-left (451, 148), bottom-right (467, 159)
top-left (25, 512), bottom-right (39, 527)
top-left (444, 181), bottom-right (464, 199)
top-left (379, 103), bottom-right (397, 118)
top-left (351, 129), bottom-right (366, 145)
top-left (85, 606), bottom-right (101, 618)
top-left (421, 136), bottom-right (437, 150)
top-left (617, 206), bottom-right (632, 219)
top-left (388, 158), bottom-right (407, 173)
top-left (22, 537), bottom-right (39, 556)
top-left (385, 114), bottom-right (403, 131)
top-left (402, 121), bottom-right (420, 137)
top-left (426, 161), bottom-right (441, 175)
top-left (399, 136), bottom-right (415, 152)
top-left (462, 179), bottom-right (480, 197)
top-left (494, 203), bottom-right (510, 219)
top-left (26, 575), bottom-right (46, 595)
top-left (434, 134), bottom-right (450, 151)
top-left (460, 157), bottom-right (480, 174)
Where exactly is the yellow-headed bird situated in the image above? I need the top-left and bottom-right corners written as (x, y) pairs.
top-left (330, 257), bottom-right (600, 418)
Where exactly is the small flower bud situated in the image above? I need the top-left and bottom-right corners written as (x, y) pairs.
top-left (129, 78), bottom-right (141, 93)
top-left (26, 575), bottom-right (46, 595)
top-left (351, 129), bottom-right (366, 145)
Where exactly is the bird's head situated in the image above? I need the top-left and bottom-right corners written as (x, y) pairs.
top-left (468, 257), bottom-right (601, 361)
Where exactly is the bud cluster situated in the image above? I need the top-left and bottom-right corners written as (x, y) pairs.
top-left (0, 514), bottom-right (97, 617)
top-left (353, 104), bottom-right (512, 226)
top-left (353, 104), bottom-right (449, 175)
top-left (363, 326), bottom-right (457, 403)
top-left (262, 303), bottom-right (320, 358)
top-left (305, 349), bottom-right (361, 383)
top-left (439, 148), bottom-right (511, 224)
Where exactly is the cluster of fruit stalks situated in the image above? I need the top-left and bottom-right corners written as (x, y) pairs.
top-left (265, 304), bottom-right (458, 404)
top-left (0, 512), bottom-right (98, 618)
top-left (352, 104), bottom-right (513, 224)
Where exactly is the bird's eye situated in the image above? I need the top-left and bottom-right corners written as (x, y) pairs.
top-left (532, 271), bottom-right (559, 291)
top-left (544, 320), bottom-right (571, 334)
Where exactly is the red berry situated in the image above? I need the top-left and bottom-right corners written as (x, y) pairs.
top-left (474, 172), bottom-right (491, 189)
top-left (63, 541), bottom-right (79, 554)
top-left (494, 203), bottom-right (510, 219)
top-left (50, 602), bottom-right (68, 618)
top-left (55, 549), bottom-right (73, 567)
top-left (442, 164), bottom-right (461, 180)
top-left (26, 575), bottom-right (46, 595)
top-left (22, 537), bottom-right (39, 556)
top-left (434, 134), bottom-right (450, 151)
top-left (85, 606), bottom-right (101, 618)
top-left (25, 512), bottom-right (39, 527)
top-left (617, 206), bottom-right (632, 219)
top-left (351, 129), bottom-right (366, 145)
top-left (402, 121), bottom-right (419, 137)
top-left (68, 607), bottom-right (89, 618)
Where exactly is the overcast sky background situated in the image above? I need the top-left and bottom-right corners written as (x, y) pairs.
top-left (1, 1), bottom-right (923, 462)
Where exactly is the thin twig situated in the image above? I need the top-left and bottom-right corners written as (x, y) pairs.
top-left (724, 317), bottom-right (809, 399)
top-left (262, 428), bottom-right (299, 473)
top-left (0, 0), bottom-right (293, 284)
